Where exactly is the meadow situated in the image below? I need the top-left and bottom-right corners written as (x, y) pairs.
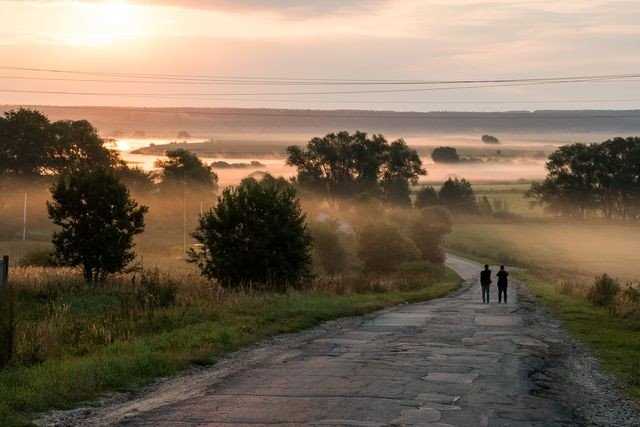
top-left (445, 184), bottom-right (640, 399)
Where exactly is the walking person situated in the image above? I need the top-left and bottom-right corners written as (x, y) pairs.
top-left (480, 264), bottom-right (492, 304)
top-left (497, 265), bottom-right (509, 304)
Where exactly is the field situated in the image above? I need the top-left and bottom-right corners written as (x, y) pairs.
top-left (445, 184), bottom-right (640, 400)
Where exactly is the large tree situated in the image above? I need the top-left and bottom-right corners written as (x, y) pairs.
top-left (0, 109), bottom-right (120, 177)
top-left (189, 175), bottom-right (312, 289)
top-left (286, 131), bottom-right (425, 203)
top-left (155, 148), bottom-right (218, 192)
top-left (48, 168), bottom-right (148, 283)
top-left (0, 109), bottom-right (52, 176)
top-left (48, 119), bottom-right (119, 174)
top-left (528, 137), bottom-right (640, 219)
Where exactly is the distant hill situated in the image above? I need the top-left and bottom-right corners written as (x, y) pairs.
top-left (3, 105), bottom-right (639, 141)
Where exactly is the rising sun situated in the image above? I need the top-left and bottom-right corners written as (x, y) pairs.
top-left (64, 0), bottom-right (147, 46)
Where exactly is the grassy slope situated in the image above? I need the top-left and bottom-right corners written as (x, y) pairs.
top-left (520, 271), bottom-right (640, 400)
top-left (446, 223), bottom-right (640, 400)
top-left (0, 270), bottom-right (459, 427)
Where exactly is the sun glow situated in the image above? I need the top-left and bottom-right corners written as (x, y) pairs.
top-left (62, 0), bottom-right (148, 46)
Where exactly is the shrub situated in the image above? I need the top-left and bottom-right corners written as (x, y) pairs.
top-left (431, 146), bottom-right (460, 163)
top-left (438, 178), bottom-right (478, 214)
top-left (482, 134), bottom-right (500, 144)
top-left (310, 220), bottom-right (348, 276)
top-left (406, 207), bottom-right (452, 264)
top-left (189, 175), bottom-right (313, 290)
top-left (414, 186), bottom-right (439, 208)
top-left (357, 221), bottom-right (420, 274)
top-left (614, 283), bottom-right (640, 318)
top-left (19, 249), bottom-right (56, 267)
top-left (587, 274), bottom-right (620, 307)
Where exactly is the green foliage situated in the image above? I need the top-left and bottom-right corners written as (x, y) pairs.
top-left (155, 149), bottom-right (218, 191)
top-left (528, 137), bottom-right (640, 219)
top-left (438, 178), bottom-right (478, 214)
top-left (357, 221), bottom-right (420, 273)
top-left (189, 175), bottom-right (312, 289)
top-left (0, 109), bottom-right (118, 177)
top-left (0, 109), bottom-right (51, 176)
top-left (587, 274), bottom-right (620, 307)
top-left (47, 168), bottom-right (148, 283)
top-left (286, 131), bottom-right (425, 203)
top-left (310, 220), bottom-right (348, 275)
top-left (0, 266), bottom-right (459, 426)
top-left (415, 185), bottom-right (439, 208)
top-left (406, 207), bottom-right (453, 264)
top-left (431, 146), bottom-right (460, 163)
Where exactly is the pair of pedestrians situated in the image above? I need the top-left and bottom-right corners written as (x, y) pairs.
top-left (480, 265), bottom-right (509, 304)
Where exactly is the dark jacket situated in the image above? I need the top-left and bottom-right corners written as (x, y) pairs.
top-left (497, 270), bottom-right (509, 287)
top-left (480, 269), bottom-right (492, 286)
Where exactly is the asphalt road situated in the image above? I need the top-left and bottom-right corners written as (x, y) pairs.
top-left (50, 254), bottom-right (639, 426)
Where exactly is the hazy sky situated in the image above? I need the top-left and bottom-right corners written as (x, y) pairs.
top-left (1, 0), bottom-right (639, 111)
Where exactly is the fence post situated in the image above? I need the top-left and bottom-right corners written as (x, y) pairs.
top-left (0, 255), bottom-right (14, 368)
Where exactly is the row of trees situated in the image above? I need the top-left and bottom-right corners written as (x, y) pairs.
top-left (286, 131), bottom-right (425, 205)
top-left (0, 109), bottom-right (218, 194)
top-left (529, 137), bottom-right (640, 219)
top-left (0, 109), bottom-right (118, 176)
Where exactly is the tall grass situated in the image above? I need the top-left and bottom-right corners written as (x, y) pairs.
top-left (0, 264), bottom-right (459, 426)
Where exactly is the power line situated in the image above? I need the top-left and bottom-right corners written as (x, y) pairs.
top-left (2, 77), bottom-right (639, 99)
top-left (9, 105), bottom-right (638, 121)
top-left (2, 66), bottom-right (640, 86)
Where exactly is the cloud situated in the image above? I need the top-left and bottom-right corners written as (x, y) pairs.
top-left (18, 0), bottom-right (390, 16)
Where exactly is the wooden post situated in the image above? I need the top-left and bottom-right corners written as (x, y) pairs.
top-left (0, 255), bottom-right (7, 288)
top-left (0, 256), bottom-right (13, 368)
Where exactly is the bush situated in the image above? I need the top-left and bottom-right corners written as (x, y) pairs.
top-left (19, 249), bottom-right (56, 267)
top-left (406, 207), bottom-right (452, 264)
top-left (614, 284), bottom-right (640, 318)
top-left (310, 220), bottom-right (348, 276)
top-left (357, 221), bottom-right (420, 274)
top-left (189, 175), bottom-right (312, 290)
top-left (438, 178), bottom-right (478, 214)
top-left (587, 274), bottom-right (620, 307)
top-left (431, 146), bottom-right (460, 163)
top-left (482, 134), bottom-right (500, 144)
top-left (414, 186), bottom-right (439, 208)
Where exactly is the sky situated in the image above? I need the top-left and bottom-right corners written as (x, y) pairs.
top-left (1, 0), bottom-right (639, 111)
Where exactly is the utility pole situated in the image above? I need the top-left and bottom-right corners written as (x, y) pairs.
top-left (22, 193), bottom-right (27, 241)
top-left (183, 176), bottom-right (187, 259)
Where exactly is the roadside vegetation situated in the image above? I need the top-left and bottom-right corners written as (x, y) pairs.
top-left (444, 140), bottom-right (640, 400)
top-left (0, 110), bottom-right (461, 425)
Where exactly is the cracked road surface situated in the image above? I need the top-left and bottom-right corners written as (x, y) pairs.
top-left (61, 254), bottom-right (639, 426)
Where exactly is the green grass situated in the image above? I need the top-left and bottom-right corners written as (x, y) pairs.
top-left (520, 270), bottom-right (640, 400)
top-left (446, 220), bottom-right (640, 402)
top-left (0, 269), bottom-right (460, 426)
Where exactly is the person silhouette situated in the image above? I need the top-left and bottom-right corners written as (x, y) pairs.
top-left (480, 264), bottom-right (492, 304)
top-left (497, 265), bottom-right (509, 304)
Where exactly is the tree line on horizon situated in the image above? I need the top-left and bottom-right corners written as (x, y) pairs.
top-left (528, 137), bottom-right (640, 219)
